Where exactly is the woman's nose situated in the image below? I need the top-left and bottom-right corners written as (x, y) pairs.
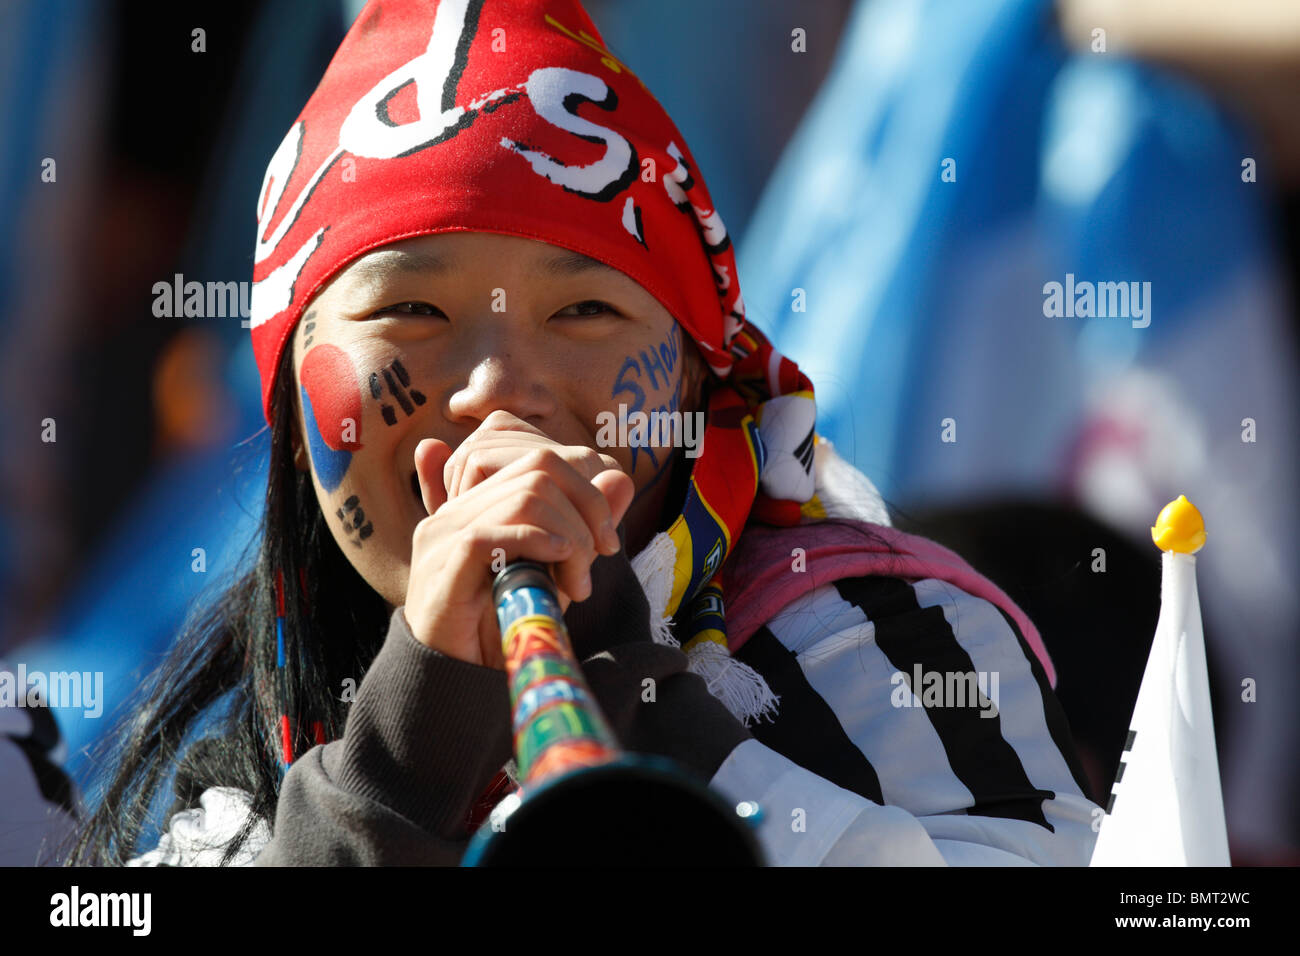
top-left (446, 351), bottom-right (557, 427)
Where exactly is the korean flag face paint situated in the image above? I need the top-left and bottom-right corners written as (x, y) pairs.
top-left (290, 230), bottom-right (705, 612)
top-left (299, 342), bottom-right (364, 492)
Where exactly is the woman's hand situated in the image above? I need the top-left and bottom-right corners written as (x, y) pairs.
top-left (404, 410), bottom-right (636, 669)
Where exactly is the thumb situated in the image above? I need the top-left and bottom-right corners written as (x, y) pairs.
top-left (414, 437), bottom-right (454, 515)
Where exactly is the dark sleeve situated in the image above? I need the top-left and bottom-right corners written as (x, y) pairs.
top-left (564, 533), bottom-right (754, 785)
top-left (258, 535), bottom-right (752, 865)
top-left (255, 607), bottom-right (513, 866)
top-left (580, 641), bottom-right (753, 784)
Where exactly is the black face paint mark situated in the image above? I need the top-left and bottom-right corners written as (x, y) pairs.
top-left (336, 494), bottom-right (374, 548)
top-left (369, 358), bottom-right (427, 426)
top-left (302, 310), bottom-right (317, 349)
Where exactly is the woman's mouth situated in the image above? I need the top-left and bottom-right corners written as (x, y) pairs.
top-left (410, 470), bottom-right (423, 510)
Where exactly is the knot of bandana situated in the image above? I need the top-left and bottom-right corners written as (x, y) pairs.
top-left (254, 0), bottom-right (817, 749)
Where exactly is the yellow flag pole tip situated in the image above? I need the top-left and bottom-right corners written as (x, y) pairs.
top-left (1151, 494), bottom-right (1206, 553)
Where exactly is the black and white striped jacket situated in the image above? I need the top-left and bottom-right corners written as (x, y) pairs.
top-left (125, 570), bottom-right (1100, 867)
top-left (710, 576), bottom-right (1099, 865)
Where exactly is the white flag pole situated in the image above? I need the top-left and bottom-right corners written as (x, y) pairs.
top-left (1090, 495), bottom-right (1230, 866)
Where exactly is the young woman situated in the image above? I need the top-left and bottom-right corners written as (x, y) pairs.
top-left (69, 0), bottom-right (1100, 866)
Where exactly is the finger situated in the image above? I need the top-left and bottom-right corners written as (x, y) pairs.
top-left (477, 604), bottom-right (506, 671)
top-left (502, 450), bottom-right (622, 555)
top-left (419, 476), bottom-right (583, 617)
top-left (482, 489), bottom-right (595, 603)
top-left (446, 437), bottom-right (545, 499)
top-left (444, 412), bottom-right (547, 496)
top-left (451, 441), bottom-right (621, 497)
top-left (558, 447), bottom-right (624, 482)
top-left (591, 468), bottom-right (636, 532)
top-left (414, 438), bottom-right (454, 515)
top-left (438, 522), bottom-right (576, 615)
top-left (434, 448), bottom-right (620, 560)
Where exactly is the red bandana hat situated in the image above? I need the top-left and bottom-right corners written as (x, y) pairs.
top-left (251, 0), bottom-right (754, 410)
top-left (251, 0), bottom-right (819, 727)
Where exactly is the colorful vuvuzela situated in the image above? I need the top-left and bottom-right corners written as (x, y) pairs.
top-left (495, 562), bottom-right (620, 785)
top-left (459, 560), bottom-right (764, 866)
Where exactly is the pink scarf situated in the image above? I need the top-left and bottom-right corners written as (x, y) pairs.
top-left (721, 519), bottom-right (1057, 688)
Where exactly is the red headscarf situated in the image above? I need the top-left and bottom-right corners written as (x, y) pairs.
top-left (249, 0), bottom-right (769, 415)
top-left (252, 0), bottom-right (819, 732)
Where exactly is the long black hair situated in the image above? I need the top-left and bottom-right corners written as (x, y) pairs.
top-left (62, 343), bottom-right (390, 865)
top-left (58, 328), bottom-right (880, 865)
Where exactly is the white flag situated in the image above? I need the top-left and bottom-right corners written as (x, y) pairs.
top-left (1091, 495), bottom-right (1230, 866)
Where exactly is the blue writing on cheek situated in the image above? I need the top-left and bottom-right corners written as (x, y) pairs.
top-left (612, 355), bottom-right (651, 471)
top-left (639, 342), bottom-right (667, 390)
top-left (612, 355), bottom-right (645, 411)
top-left (611, 326), bottom-right (685, 473)
top-left (638, 323), bottom-right (681, 391)
top-left (642, 382), bottom-right (680, 467)
top-left (659, 323), bottom-right (680, 378)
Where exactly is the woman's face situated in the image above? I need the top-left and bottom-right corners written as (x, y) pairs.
top-left (289, 231), bottom-right (705, 609)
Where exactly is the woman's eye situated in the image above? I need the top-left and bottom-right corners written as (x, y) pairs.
top-left (376, 301), bottom-right (445, 318)
top-left (556, 300), bottom-right (618, 318)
